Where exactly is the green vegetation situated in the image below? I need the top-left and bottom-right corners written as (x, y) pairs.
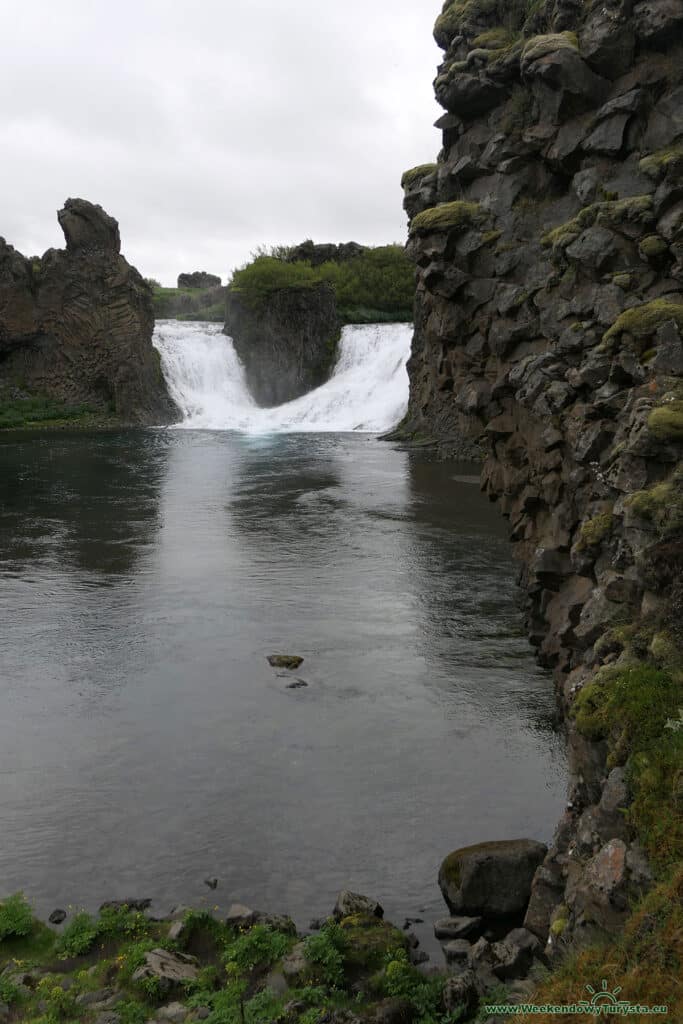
top-left (151, 284), bottom-right (226, 322)
top-left (572, 663), bottom-right (683, 865)
top-left (224, 924), bottom-right (293, 973)
top-left (303, 922), bottom-right (347, 988)
top-left (648, 400), bottom-right (683, 442)
top-left (401, 163), bottom-right (437, 189)
top-left (0, 892), bottom-right (33, 940)
top-left (0, 396), bottom-right (100, 430)
top-left (410, 201), bottom-right (486, 236)
top-left (228, 245), bottom-right (414, 323)
top-left (433, 0), bottom-right (540, 48)
top-left (577, 512), bottom-right (614, 550)
top-left (542, 195), bottom-right (654, 250)
top-left (626, 469), bottom-right (683, 536)
top-left (639, 234), bottom-right (669, 259)
top-left (522, 31), bottom-right (578, 63)
top-left (602, 298), bottom-right (683, 345)
top-left (639, 146), bottom-right (683, 180)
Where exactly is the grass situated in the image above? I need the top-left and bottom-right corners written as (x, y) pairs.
top-left (0, 397), bottom-right (99, 430)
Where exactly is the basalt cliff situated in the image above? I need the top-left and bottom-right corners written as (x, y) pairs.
top-left (0, 199), bottom-right (179, 427)
top-left (400, 0), bottom-right (683, 1010)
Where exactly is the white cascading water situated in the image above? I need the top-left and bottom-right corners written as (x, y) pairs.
top-left (154, 320), bottom-right (412, 432)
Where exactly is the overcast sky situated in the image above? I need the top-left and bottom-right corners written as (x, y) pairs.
top-left (1, 1), bottom-right (442, 286)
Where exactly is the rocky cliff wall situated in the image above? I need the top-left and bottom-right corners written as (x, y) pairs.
top-left (401, 0), bottom-right (683, 977)
top-left (225, 284), bottom-right (341, 407)
top-left (0, 199), bottom-right (179, 426)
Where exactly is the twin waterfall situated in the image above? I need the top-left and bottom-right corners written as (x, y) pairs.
top-left (154, 320), bottom-right (412, 433)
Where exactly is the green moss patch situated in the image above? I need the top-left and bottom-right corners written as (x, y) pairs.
top-left (522, 31), bottom-right (578, 63)
top-left (410, 200), bottom-right (486, 236)
top-left (639, 235), bottom-right (669, 259)
top-left (602, 298), bottom-right (683, 344)
top-left (542, 195), bottom-right (654, 251)
top-left (401, 163), bottom-right (437, 189)
top-left (648, 401), bottom-right (683, 442)
top-left (626, 470), bottom-right (683, 536)
top-left (639, 146), bottom-right (683, 180)
top-left (0, 396), bottom-right (99, 430)
top-left (577, 512), bottom-right (614, 551)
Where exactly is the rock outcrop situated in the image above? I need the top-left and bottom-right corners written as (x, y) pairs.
top-left (0, 198), bottom-right (179, 425)
top-left (402, 0), bottom-right (682, 965)
top-left (177, 271), bottom-right (221, 289)
top-left (225, 283), bottom-right (341, 406)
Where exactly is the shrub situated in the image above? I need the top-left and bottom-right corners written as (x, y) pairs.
top-left (0, 892), bottom-right (33, 940)
top-left (224, 925), bottom-right (292, 973)
top-left (303, 922), bottom-right (348, 989)
top-left (55, 911), bottom-right (100, 957)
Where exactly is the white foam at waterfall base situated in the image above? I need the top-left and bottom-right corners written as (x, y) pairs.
top-left (154, 320), bottom-right (412, 432)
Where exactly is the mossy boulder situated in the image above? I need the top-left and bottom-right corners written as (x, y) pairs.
top-left (577, 512), bottom-right (614, 551)
top-left (338, 915), bottom-right (407, 977)
top-left (648, 401), bottom-right (683, 442)
top-left (639, 235), bottom-right (669, 260)
top-left (401, 164), bottom-right (437, 190)
top-left (410, 201), bottom-right (487, 237)
top-left (639, 146), bottom-right (683, 181)
top-left (438, 839), bottom-right (547, 918)
top-left (603, 298), bottom-right (683, 344)
top-left (521, 31), bottom-right (579, 67)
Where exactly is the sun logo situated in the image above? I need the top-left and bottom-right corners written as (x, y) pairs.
top-left (579, 979), bottom-right (630, 1010)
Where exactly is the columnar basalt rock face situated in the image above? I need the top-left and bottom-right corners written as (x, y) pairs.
top-left (404, 0), bottom-right (683, 956)
top-left (225, 284), bottom-right (341, 407)
top-left (0, 198), bottom-right (179, 425)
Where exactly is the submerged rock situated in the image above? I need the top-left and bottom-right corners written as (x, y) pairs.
top-left (267, 654), bottom-right (304, 670)
top-left (48, 908), bottom-right (67, 925)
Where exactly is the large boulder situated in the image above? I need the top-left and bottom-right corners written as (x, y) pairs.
top-left (438, 839), bottom-right (548, 918)
top-left (131, 949), bottom-right (199, 997)
top-left (333, 890), bottom-right (384, 920)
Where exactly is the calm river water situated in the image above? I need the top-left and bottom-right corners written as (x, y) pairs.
top-left (0, 430), bottom-right (565, 953)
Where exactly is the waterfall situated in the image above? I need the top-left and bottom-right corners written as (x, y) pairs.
top-left (154, 320), bottom-right (412, 432)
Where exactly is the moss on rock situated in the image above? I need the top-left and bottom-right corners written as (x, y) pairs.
top-left (639, 146), bottom-right (683, 180)
top-left (639, 235), bottom-right (669, 260)
top-left (603, 298), bottom-right (683, 344)
top-left (577, 512), bottom-right (614, 550)
top-left (648, 401), bottom-right (683, 442)
top-left (410, 201), bottom-right (486, 236)
top-left (400, 163), bottom-right (438, 189)
top-left (522, 31), bottom-right (578, 64)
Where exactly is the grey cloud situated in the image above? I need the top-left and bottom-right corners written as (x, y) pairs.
top-left (1, 0), bottom-right (441, 284)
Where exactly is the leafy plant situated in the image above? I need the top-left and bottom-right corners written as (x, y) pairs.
top-left (303, 922), bottom-right (347, 989)
top-left (224, 924), bottom-right (292, 973)
top-left (55, 911), bottom-right (100, 957)
top-left (0, 892), bottom-right (33, 940)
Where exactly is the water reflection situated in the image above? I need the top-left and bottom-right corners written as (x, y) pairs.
top-left (0, 430), bottom-right (168, 577)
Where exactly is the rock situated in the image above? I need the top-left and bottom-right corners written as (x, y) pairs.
top-left (583, 114), bottom-right (630, 157)
top-left (76, 990), bottom-right (115, 1008)
top-left (49, 908), bottom-right (67, 925)
top-left (580, 11), bottom-right (636, 79)
top-left (402, 916), bottom-right (424, 929)
top-left (438, 839), bottom-right (548, 919)
top-left (333, 890), bottom-right (384, 920)
top-left (157, 1004), bottom-right (188, 1023)
top-left (442, 939), bottom-right (471, 964)
top-left (226, 285), bottom-right (341, 407)
top-left (225, 903), bottom-right (296, 935)
top-left (0, 201), bottom-right (178, 425)
top-left (286, 679), bottom-right (309, 689)
top-left (434, 916), bottom-right (483, 941)
top-left (203, 877), bottom-right (218, 890)
top-left (437, 74), bottom-right (506, 118)
top-left (177, 272), bottom-right (221, 289)
top-left (281, 942), bottom-right (308, 983)
top-left (371, 998), bottom-right (415, 1023)
top-left (99, 898), bottom-right (152, 912)
top-left (131, 949), bottom-right (199, 997)
top-left (265, 969), bottom-right (289, 997)
top-left (489, 928), bottom-right (541, 980)
top-left (442, 971), bottom-right (479, 1016)
top-left (634, 0), bottom-right (683, 44)
top-left (267, 655), bottom-right (304, 670)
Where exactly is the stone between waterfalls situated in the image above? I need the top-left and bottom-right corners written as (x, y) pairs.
top-left (225, 283), bottom-right (341, 407)
top-left (0, 198), bottom-right (179, 427)
top-left (399, 0), bottom-right (683, 1001)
